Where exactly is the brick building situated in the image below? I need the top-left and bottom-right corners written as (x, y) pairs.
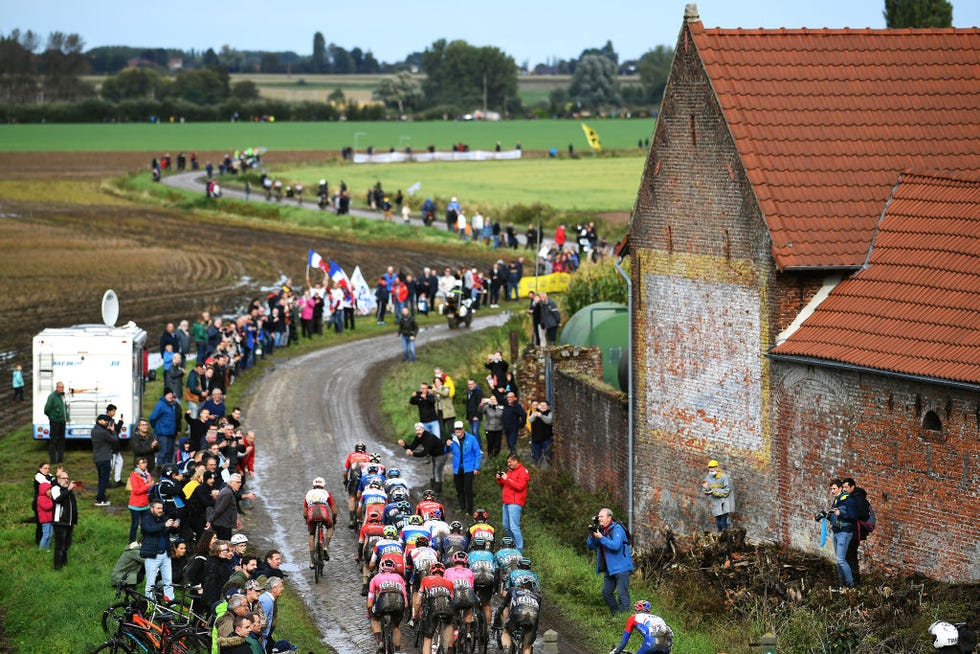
top-left (624, 5), bottom-right (980, 581)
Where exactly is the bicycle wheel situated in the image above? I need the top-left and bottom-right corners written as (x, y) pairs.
top-left (163, 626), bottom-right (210, 654)
top-left (101, 601), bottom-right (130, 634)
top-left (313, 523), bottom-right (324, 584)
top-left (431, 619), bottom-right (445, 654)
top-left (88, 638), bottom-right (134, 654)
top-left (381, 614), bottom-right (394, 654)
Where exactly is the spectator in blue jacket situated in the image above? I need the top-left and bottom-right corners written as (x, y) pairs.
top-left (587, 508), bottom-right (634, 615)
top-left (141, 499), bottom-right (177, 601)
top-left (449, 421), bottom-right (482, 515)
top-left (149, 388), bottom-right (181, 467)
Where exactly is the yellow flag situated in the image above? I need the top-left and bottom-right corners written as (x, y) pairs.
top-left (581, 122), bottom-right (602, 152)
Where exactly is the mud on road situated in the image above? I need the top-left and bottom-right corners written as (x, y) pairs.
top-left (239, 315), bottom-right (595, 654)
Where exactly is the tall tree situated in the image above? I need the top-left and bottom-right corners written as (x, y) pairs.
top-left (202, 48), bottom-right (219, 67)
top-left (569, 53), bottom-right (622, 111)
top-left (421, 39), bottom-right (517, 111)
top-left (312, 32), bottom-right (326, 73)
top-left (100, 67), bottom-right (160, 101)
top-left (39, 31), bottom-right (92, 102)
top-left (637, 45), bottom-right (674, 104)
top-left (330, 45), bottom-right (353, 74)
top-left (0, 30), bottom-right (37, 103)
top-left (373, 72), bottom-right (422, 114)
top-left (884, 0), bottom-right (953, 27)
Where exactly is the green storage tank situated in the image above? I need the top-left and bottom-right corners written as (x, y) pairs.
top-left (558, 302), bottom-right (628, 390)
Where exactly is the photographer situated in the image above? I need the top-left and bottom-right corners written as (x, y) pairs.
top-left (409, 382), bottom-right (441, 437)
top-left (586, 508), bottom-right (634, 615)
top-left (495, 454), bottom-right (529, 551)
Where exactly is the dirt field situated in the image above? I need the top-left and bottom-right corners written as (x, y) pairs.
top-left (0, 151), bottom-right (491, 435)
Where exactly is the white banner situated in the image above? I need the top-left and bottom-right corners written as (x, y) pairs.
top-left (350, 266), bottom-right (376, 316)
top-left (352, 149), bottom-right (522, 164)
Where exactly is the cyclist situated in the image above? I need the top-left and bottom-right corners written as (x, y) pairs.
top-left (506, 557), bottom-right (541, 592)
top-left (609, 600), bottom-right (673, 654)
top-left (358, 477), bottom-right (388, 523)
top-left (384, 499), bottom-right (412, 527)
top-left (442, 520), bottom-right (469, 561)
top-left (370, 525), bottom-right (406, 580)
top-left (445, 550), bottom-right (478, 631)
top-left (415, 488), bottom-right (445, 521)
top-left (358, 463), bottom-right (386, 494)
top-left (303, 476), bottom-right (337, 568)
top-left (408, 535), bottom-right (440, 596)
top-left (413, 561), bottom-right (454, 654)
top-left (495, 536), bottom-right (523, 591)
top-left (400, 514), bottom-right (431, 557)
top-left (468, 537), bottom-right (498, 632)
top-left (358, 511), bottom-right (387, 595)
top-left (366, 558), bottom-right (408, 654)
top-left (423, 508), bottom-right (451, 553)
top-left (493, 577), bottom-right (541, 654)
top-left (383, 468), bottom-right (410, 496)
top-left (469, 508), bottom-right (495, 548)
top-left (343, 442), bottom-right (371, 528)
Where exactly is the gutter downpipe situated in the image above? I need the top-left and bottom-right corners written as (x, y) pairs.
top-left (614, 255), bottom-right (633, 534)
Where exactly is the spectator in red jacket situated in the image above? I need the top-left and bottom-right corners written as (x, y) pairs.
top-left (495, 454), bottom-right (529, 551)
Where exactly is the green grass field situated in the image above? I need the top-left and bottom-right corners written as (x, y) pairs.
top-left (0, 118), bottom-right (655, 153)
top-left (272, 156), bottom-right (646, 213)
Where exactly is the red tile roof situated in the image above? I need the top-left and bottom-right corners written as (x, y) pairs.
top-left (690, 22), bottom-right (980, 270)
top-left (771, 171), bottom-right (980, 384)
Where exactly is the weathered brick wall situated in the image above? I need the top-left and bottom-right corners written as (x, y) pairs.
top-left (516, 344), bottom-right (602, 404)
top-left (772, 363), bottom-right (980, 582)
top-left (552, 370), bottom-right (629, 509)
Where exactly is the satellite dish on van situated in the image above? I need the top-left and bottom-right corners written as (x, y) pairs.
top-left (101, 289), bottom-right (119, 327)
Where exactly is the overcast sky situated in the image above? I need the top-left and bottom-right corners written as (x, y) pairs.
top-left (5, 1), bottom-right (979, 65)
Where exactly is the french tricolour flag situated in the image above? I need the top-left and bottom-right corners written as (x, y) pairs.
top-left (307, 249), bottom-right (329, 273)
top-left (328, 259), bottom-right (351, 291)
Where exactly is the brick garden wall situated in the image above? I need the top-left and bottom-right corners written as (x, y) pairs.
top-left (552, 370), bottom-right (629, 510)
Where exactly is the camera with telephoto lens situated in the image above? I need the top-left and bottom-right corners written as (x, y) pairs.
top-left (495, 471), bottom-right (505, 479)
top-left (814, 510), bottom-right (828, 521)
top-left (589, 514), bottom-right (600, 535)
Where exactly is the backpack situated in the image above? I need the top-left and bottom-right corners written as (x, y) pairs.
top-left (857, 504), bottom-right (876, 541)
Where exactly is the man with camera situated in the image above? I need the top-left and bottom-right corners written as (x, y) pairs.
top-left (496, 454), bottom-right (529, 551)
top-left (141, 499), bottom-right (178, 601)
top-left (587, 508), bottom-right (634, 615)
top-left (409, 382), bottom-right (441, 437)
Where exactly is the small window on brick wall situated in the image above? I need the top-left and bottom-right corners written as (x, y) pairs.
top-left (919, 410), bottom-right (945, 443)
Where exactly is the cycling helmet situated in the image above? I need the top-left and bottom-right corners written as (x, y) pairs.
top-left (422, 489), bottom-right (435, 500)
top-left (160, 463), bottom-right (178, 479)
top-left (473, 508), bottom-right (489, 522)
top-left (387, 468), bottom-right (400, 478)
top-left (500, 536), bottom-right (515, 548)
top-left (929, 621), bottom-right (959, 648)
top-left (312, 476), bottom-right (325, 488)
top-left (519, 578), bottom-right (536, 589)
top-left (518, 557), bottom-right (531, 569)
top-left (471, 537), bottom-right (486, 551)
top-left (396, 501), bottom-right (412, 513)
top-left (368, 479), bottom-right (384, 489)
top-left (390, 488), bottom-right (408, 502)
top-left (450, 521), bottom-right (463, 533)
top-left (354, 442), bottom-right (367, 453)
top-left (430, 508), bottom-right (443, 520)
top-left (319, 179), bottom-right (326, 185)
top-left (383, 526), bottom-right (398, 539)
top-left (407, 515), bottom-right (424, 527)
top-left (367, 511), bottom-right (382, 523)
top-left (451, 551), bottom-right (469, 565)
top-left (367, 465), bottom-right (379, 475)
top-left (634, 600), bottom-right (651, 613)
top-left (415, 535), bottom-right (429, 547)
top-left (430, 562), bottom-right (446, 575)
top-left (369, 453), bottom-right (382, 463)
top-left (379, 559), bottom-right (396, 573)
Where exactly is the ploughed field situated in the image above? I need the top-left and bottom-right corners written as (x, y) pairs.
top-left (0, 151), bottom-right (476, 436)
